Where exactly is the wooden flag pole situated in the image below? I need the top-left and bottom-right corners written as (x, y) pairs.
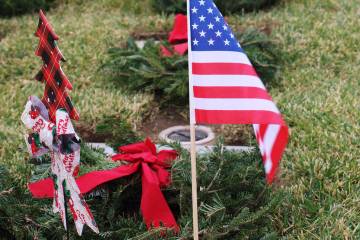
top-left (187, 0), bottom-right (200, 239)
top-left (190, 124), bottom-right (199, 240)
top-left (187, 0), bottom-right (199, 239)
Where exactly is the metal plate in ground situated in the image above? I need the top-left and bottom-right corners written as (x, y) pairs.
top-left (167, 129), bottom-right (208, 142)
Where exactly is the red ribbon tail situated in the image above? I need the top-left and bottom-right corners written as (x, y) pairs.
top-left (160, 45), bottom-right (174, 57)
top-left (28, 163), bottom-right (140, 198)
top-left (173, 43), bottom-right (188, 56)
top-left (140, 163), bottom-right (179, 232)
top-left (28, 178), bottom-right (54, 198)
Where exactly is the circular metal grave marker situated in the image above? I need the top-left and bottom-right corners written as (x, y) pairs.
top-left (159, 125), bottom-right (215, 146)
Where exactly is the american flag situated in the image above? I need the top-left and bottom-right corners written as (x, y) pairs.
top-left (188, 0), bottom-right (289, 183)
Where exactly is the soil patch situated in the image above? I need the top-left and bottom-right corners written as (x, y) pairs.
top-left (75, 121), bottom-right (107, 142)
top-left (131, 31), bottom-right (168, 41)
top-left (138, 108), bottom-right (251, 145)
top-left (138, 108), bottom-right (188, 141)
top-left (0, 29), bottom-right (7, 42)
top-left (76, 108), bottom-right (251, 146)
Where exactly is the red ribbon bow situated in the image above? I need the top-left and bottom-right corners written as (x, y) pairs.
top-left (112, 138), bottom-right (179, 230)
top-left (28, 138), bottom-right (179, 231)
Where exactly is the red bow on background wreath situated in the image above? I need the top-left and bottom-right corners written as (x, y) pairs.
top-left (29, 138), bottom-right (179, 231)
top-left (160, 14), bottom-right (188, 57)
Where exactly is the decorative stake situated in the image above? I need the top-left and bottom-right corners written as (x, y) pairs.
top-left (21, 10), bottom-right (98, 236)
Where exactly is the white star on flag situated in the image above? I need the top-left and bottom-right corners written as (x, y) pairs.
top-left (224, 39), bottom-right (230, 45)
top-left (199, 30), bottom-right (206, 37)
top-left (192, 7), bottom-right (198, 13)
top-left (215, 30), bottom-right (222, 37)
top-left (208, 38), bottom-right (214, 45)
top-left (199, 15), bottom-right (206, 22)
top-left (193, 39), bottom-right (199, 45)
top-left (207, 8), bottom-right (213, 14)
top-left (208, 23), bottom-right (214, 29)
top-left (192, 23), bottom-right (198, 29)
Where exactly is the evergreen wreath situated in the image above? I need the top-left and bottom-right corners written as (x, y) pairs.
top-left (0, 141), bottom-right (283, 239)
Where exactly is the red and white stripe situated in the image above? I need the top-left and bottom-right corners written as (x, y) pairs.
top-left (189, 51), bottom-right (288, 183)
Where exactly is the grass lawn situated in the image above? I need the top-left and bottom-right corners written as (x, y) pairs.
top-left (0, 0), bottom-right (359, 239)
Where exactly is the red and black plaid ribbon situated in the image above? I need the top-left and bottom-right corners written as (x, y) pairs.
top-left (35, 10), bottom-right (79, 122)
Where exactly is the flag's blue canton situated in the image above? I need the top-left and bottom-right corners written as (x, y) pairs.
top-left (190, 0), bottom-right (243, 52)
